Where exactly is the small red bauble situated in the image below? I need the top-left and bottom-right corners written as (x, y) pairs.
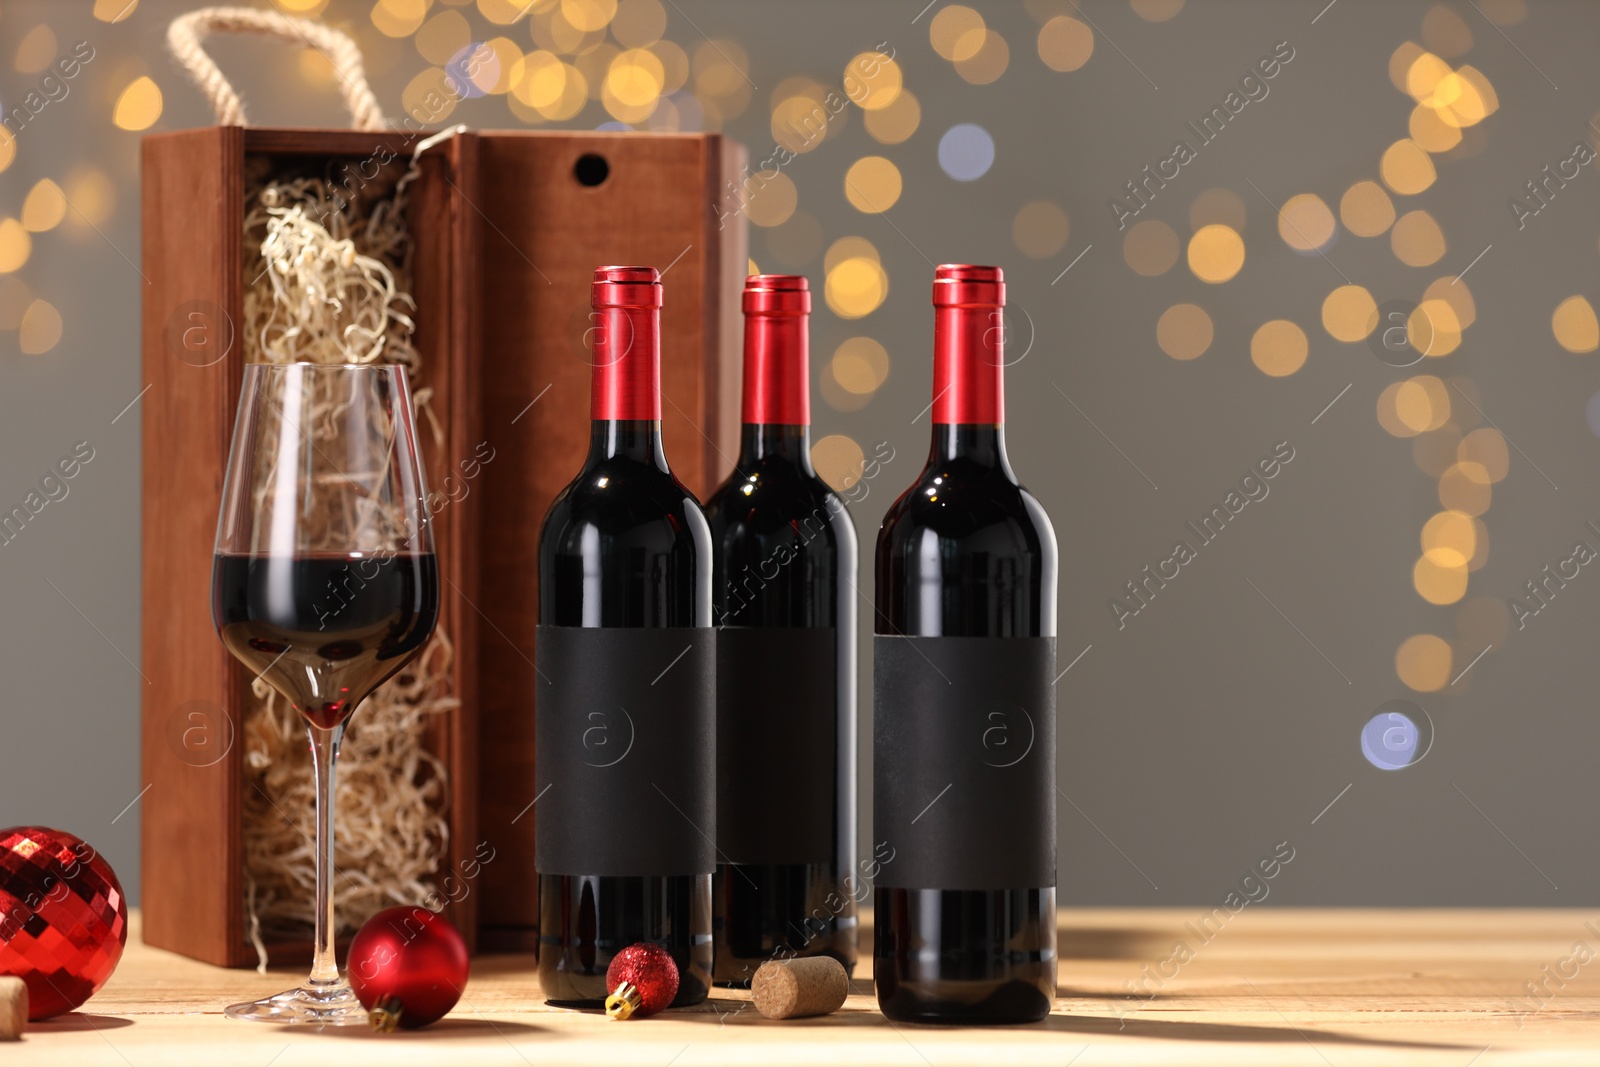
top-left (604, 942), bottom-right (679, 1019)
top-left (0, 827), bottom-right (127, 1020)
top-left (348, 906), bottom-right (469, 1031)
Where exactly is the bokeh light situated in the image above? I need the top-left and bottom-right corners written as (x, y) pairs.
top-left (812, 434), bottom-right (866, 491)
top-left (1422, 3), bottom-right (1474, 57)
top-left (372, 0), bottom-right (427, 38)
top-left (1396, 633), bottom-right (1452, 692)
top-left (831, 336), bottom-right (890, 394)
top-left (1250, 320), bottom-right (1308, 377)
top-left (1187, 224), bottom-right (1245, 283)
top-left (1123, 219), bottom-right (1179, 276)
top-left (613, 0), bottom-right (666, 47)
top-left (1156, 304), bottom-right (1213, 361)
top-left (955, 30), bottom-right (1009, 85)
top-left (1189, 188), bottom-right (1246, 232)
top-left (0, 278), bottom-right (32, 330)
top-left (1381, 138), bottom-right (1436, 195)
top-left (1409, 103), bottom-right (1462, 152)
top-left (865, 88), bottom-right (920, 144)
top-left (1422, 509), bottom-right (1476, 568)
top-left (18, 298), bottom-right (61, 355)
top-left (744, 171), bottom-right (798, 228)
top-left (1277, 193), bottom-right (1336, 252)
top-left (1414, 554), bottom-right (1468, 605)
top-left (1321, 284), bottom-right (1377, 342)
top-left (113, 76), bottom-right (164, 132)
top-left (1037, 16), bottom-right (1094, 72)
top-left (14, 24), bottom-right (57, 74)
top-left (1131, 0), bottom-right (1186, 21)
top-left (844, 156), bottom-right (903, 214)
top-left (845, 50), bottom-right (903, 111)
top-left (1439, 462), bottom-right (1491, 515)
top-left (1012, 201), bottom-right (1070, 259)
top-left (1424, 276), bottom-right (1476, 328)
top-left (21, 180), bottom-right (66, 233)
top-left (930, 5), bottom-right (986, 61)
top-left (0, 220), bottom-right (31, 274)
top-left (1457, 428), bottom-right (1509, 483)
top-left (938, 124), bottom-right (995, 181)
top-left (1552, 296), bottom-right (1600, 353)
top-left (1362, 706), bottom-right (1428, 770)
top-left (1391, 210), bottom-right (1446, 267)
top-left (824, 237), bottom-right (887, 319)
top-left (94, 0), bottom-right (139, 21)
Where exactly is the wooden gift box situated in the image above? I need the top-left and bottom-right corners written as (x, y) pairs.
top-left (140, 126), bottom-right (745, 966)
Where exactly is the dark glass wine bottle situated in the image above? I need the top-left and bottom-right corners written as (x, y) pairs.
top-left (705, 275), bottom-right (859, 986)
top-left (873, 264), bottom-right (1059, 1024)
top-left (535, 266), bottom-right (715, 1007)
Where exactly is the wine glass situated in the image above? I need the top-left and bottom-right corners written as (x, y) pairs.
top-left (212, 363), bottom-right (439, 1024)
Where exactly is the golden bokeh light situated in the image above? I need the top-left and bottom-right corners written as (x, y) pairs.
top-left (1124, 219), bottom-right (1179, 277)
top-left (605, 47), bottom-right (665, 114)
top-left (744, 171), bottom-right (798, 228)
top-left (1404, 50), bottom-right (1452, 102)
top-left (21, 180), bottom-right (66, 233)
top-left (0, 129), bottom-right (14, 175)
top-left (563, 0), bottom-right (618, 32)
top-left (1552, 295), bottom-right (1600, 353)
top-left (865, 88), bottom-right (920, 144)
top-left (831, 336), bottom-right (890, 395)
top-left (1457, 428), bottom-right (1509, 483)
top-left (825, 255), bottom-right (888, 319)
top-left (1422, 3), bottom-right (1474, 57)
top-left (844, 156), bottom-right (903, 214)
top-left (1381, 138), bottom-right (1437, 195)
top-left (1189, 188), bottom-right (1246, 232)
top-left (692, 39), bottom-right (750, 114)
top-left (1037, 16), bottom-right (1094, 72)
top-left (94, 0), bottom-right (139, 21)
top-left (1391, 209), bottom-right (1446, 267)
top-left (477, 0), bottom-right (534, 23)
top-left (1424, 276), bottom-right (1476, 329)
top-left (613, 0), bottom-right (667, 47)
top-left (1409, 103), bottom-right (1462, 152)
top-left (1187, 224), bottom-right (1245, 283)
top-left (1131, 0), bottom-right (1186, 21)
top-left (1396, 633), bottom-right (1452, 692)
top-left (825, 236), bottom-right (880, 273)
top-left (474, 38), bottom-right (524, 95)
top-left (416, 10), bottom-right (471, 64)
top-left (1277, 193), bottom-right (1336, 252)
top-left (1433, 66), bottom-right (1498, 127)
top-left (575, 43), bottom-right (622, 101)
top-left (1321, 284), bottom-right (1377, 342)
top-left (14, 24), bottom-right (57, 74)
top-left (403, 67), bottom-right (459, 123)
top-left (62, 167), bottom-right (112, 227)
top-left (811, 434), bottom-right (867, 492)
top-left (956, 30), bottom-right (1010, 85)
top-left (1439, 463), bottom-right (1491, 515)
top-left (1409, 298), bottom-right (1462, 357)
top-left (747, 258), bottom-right (759, 276)
top-left (1156, 303), bottom-right (1213, 361)
top-left (1388, 41), bottom-right (1426, 94)
top-left (371, 0), bottom-right (427, 38)
top-left (847, 51), bottom-right (903, 111)
top-left (650, 39), bottom-right (688, 93)
top-left (772, 92), bottom-right (833, 154)
top-left (930, 5), bottom-right (986, 62)
top-left (1414, 554), bottom-right (1468, 605)
top-left (18, 298), bottom-right (61, 355)
top-left (113, 76), bottom-right (163, 132)
top-left (1012, 200), bottom-right (1070, 259)
top-left (0, 219), bottom-right (32, 273)
top-left (1422, 510), bottom-right (1477, 568)
top-left (1250, 320), bottom-right (1308, 377)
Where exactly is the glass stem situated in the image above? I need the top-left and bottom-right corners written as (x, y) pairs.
top-left (307, 723), bottom-right (344, 988)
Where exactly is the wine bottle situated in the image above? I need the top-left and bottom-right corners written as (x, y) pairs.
top-left (705, 275), bottom-right (859, 986)
top-left (534, 266), bottom-right (715, 1007)
top-left (873, 264), bottom-right (1059, 1024)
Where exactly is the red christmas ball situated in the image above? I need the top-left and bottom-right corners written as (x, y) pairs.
top-left (604, 942), bottom-right (679, 1019)
top-left (0, 827), bottom-right (127, 1020)
top-left (348, 906), bottom-right (468, 1030)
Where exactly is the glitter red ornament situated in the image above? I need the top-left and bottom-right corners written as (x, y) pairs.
top-left (0, 827), bottom-right (127, 1021)
top-left (348, 906), bottom-right (469, 1031)
top-left (605, 942), bottom-right (679, 1019)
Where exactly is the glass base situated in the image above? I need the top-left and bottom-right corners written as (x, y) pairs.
top-left (225, 982), bottom-right (367, 1026)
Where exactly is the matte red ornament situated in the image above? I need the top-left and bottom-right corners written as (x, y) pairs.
top-left (348, 906), bottom-right (468, 1031)
top-left (0, 827), bottom-right (127, 1020)
top-left (604, 942), bottom-right (679, 1019)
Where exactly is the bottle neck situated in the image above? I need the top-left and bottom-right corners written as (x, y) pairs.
top-left (929, 423), bottom-right (1013, 472)
top-left (931, 303), bottom-right (1005, 426)
top-left (589, 304), bottom-right (667, 467)
top-left (742, 310), bottom-right (809, 425)
top-left (737, 423), bottom-right (814, 468)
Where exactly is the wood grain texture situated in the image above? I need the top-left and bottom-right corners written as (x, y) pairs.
top-left (15, 909), bottom-right (1600, 1065)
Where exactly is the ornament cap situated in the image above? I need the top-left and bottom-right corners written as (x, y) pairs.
top-left (369, 995), bottom-right (404, 1033)
top-left (605, 982), bottom-right (644, 1020)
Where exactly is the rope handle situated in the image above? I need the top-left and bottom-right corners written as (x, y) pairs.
top-left (168, 6), bottom-right (388, 131)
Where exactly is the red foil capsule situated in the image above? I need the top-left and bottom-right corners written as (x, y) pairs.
top-left (931, 264), bottom-right (1005, 425)
top-left (741, 274), bottom-right (810, 426)
top-left (591, 265), bottom-right (663, 421)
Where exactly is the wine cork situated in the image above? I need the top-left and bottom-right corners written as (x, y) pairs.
top-left (0, 977), bottom-right (26, 1039)
top-left (750, 956), bottom-right (848, 1020)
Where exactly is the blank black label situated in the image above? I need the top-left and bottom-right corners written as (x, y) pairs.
top-left (716, 626), bottom-right (837, 864)
top-left (874, 635), bottom-right (1056, 890)
top-left (535, 626), bottom-right (715, 877)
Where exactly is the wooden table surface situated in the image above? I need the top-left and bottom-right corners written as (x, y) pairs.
top-left (12, 908), bottom-right (1600, 1065)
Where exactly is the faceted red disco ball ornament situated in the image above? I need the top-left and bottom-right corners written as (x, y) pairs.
top-left (0, 827), bottom-right (128, 1020)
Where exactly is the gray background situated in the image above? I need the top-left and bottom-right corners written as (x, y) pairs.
top-left (2, 0), bottom-right (1597, 908)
